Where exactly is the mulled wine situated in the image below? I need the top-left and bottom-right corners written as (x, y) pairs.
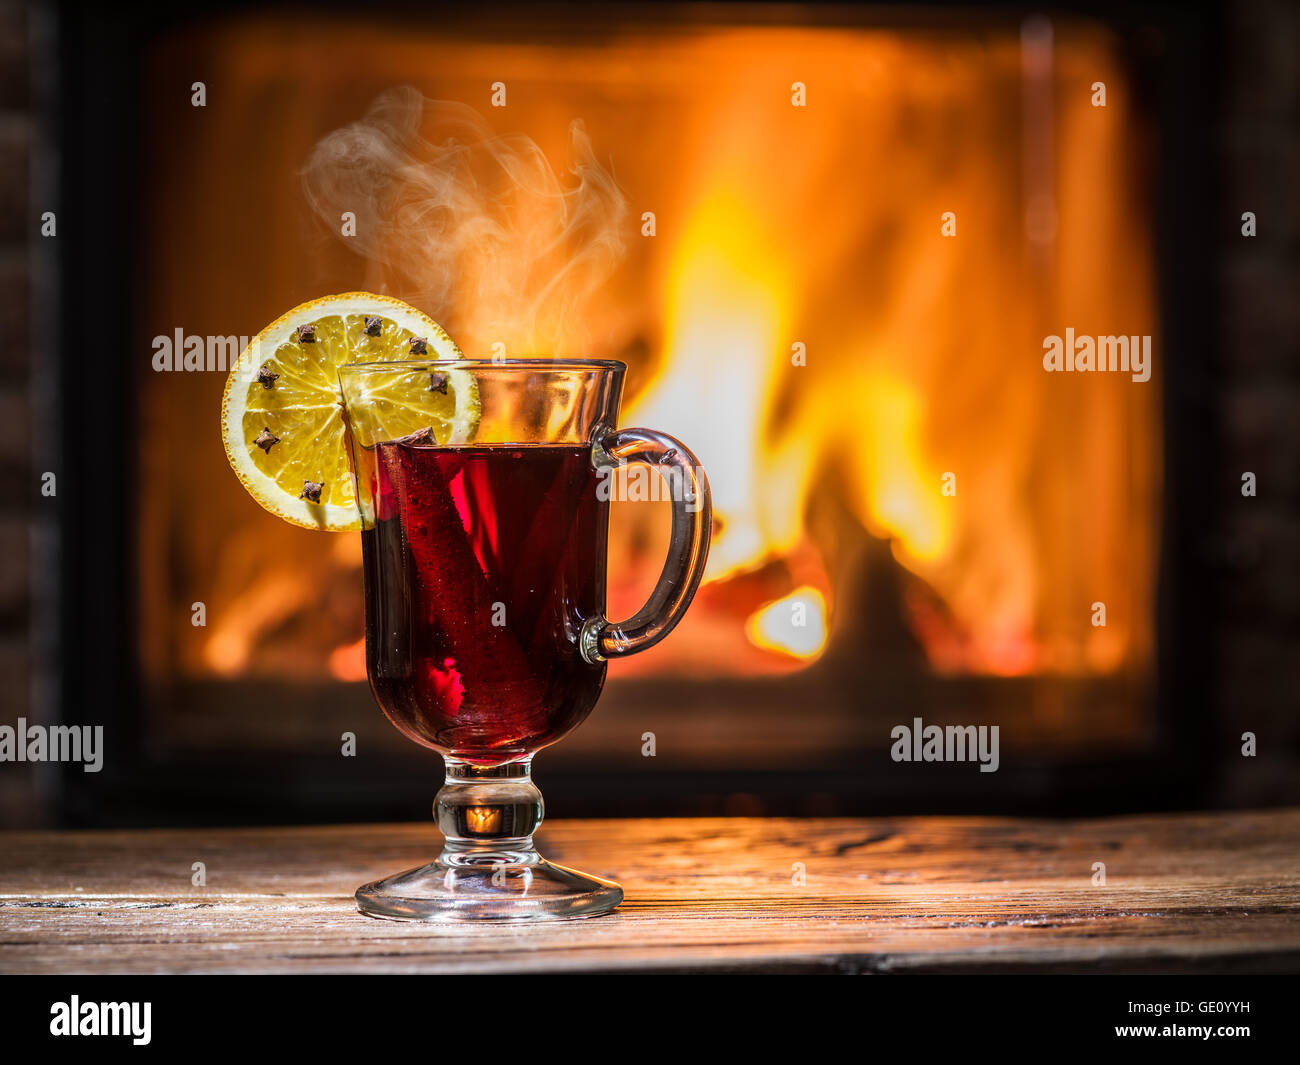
top-left (360, 441), bottom-right (608, 762)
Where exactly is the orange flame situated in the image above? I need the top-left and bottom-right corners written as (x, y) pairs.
top-left (625, 189), bottom-right (798, 583)
top-left (328, 637), bottom-right (367, 682)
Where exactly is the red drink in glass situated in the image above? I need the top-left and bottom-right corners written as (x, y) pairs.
top-left (360, 441), bottom-right (608, 763)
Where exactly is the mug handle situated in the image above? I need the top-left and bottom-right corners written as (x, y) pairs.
top-left (580, 427), bottom-right (712, 663)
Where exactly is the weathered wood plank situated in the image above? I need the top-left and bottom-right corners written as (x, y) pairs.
top-left (1, 811), bottom-right (1297, 973)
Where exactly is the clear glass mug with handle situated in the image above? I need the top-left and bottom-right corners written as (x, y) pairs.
top-left (338, 358), bottom-right (711, 920)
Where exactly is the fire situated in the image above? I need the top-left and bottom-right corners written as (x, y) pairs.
top-left (623, 188), bottom-right (797, 583)
top-left (616, 25), bottom-right (1157, 676)
top-left (745, 587), bottom-right (828, 660)
top-left (328, 637), bottom-right (367, 682)
top-left (622, 194), bottom-right (950, 666)
top-left (851, 374), bottom-right (951, 565)
top-left (463, 806), bottom-right (502, 834)
top-left (202, 572), bottom-right (315, 676)
top-left (174, 20), bottom-right (1157, 685)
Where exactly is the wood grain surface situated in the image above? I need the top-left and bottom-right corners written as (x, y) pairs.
top-left (2, 811), bottom-right (1298, 973)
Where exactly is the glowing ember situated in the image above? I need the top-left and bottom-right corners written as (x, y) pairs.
top-left (745, 587), bottom-right (829, 660)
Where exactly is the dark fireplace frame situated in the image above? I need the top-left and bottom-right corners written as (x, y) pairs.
top-left (50, 0), bottom-right (1220, 826)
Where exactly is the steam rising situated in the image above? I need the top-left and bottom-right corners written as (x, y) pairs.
top-left (302, 87), bottom-right (627, 353)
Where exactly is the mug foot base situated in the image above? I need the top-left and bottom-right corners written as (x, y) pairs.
top-left (356, 855), bottom-right (623, 922)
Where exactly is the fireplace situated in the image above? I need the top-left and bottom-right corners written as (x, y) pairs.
top-left (51, 2), bottom-right (1223, 824)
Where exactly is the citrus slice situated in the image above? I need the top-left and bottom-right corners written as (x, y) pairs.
top-left (221, 292), bottom-right (479, 530)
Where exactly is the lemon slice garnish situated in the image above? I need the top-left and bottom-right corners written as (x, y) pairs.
top-left (220, 292), bottom-right (479, 530)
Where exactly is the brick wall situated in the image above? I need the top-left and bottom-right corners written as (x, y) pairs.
top-left (0, 0), bottom-right (38, 826)
top-left (1211, 0), bottom-right (1300, 805)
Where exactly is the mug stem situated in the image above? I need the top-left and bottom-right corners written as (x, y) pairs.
top-left (434, 758), bottom-right (544, 865)
top-left (354, 757), bottom-right (623, 921)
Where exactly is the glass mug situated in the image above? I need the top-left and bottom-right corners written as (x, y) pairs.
top-left (338, 359), bottom-right (711, 920)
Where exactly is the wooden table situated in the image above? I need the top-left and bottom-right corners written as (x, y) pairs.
top-left (2, 811), bottom-right (1298, 973)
